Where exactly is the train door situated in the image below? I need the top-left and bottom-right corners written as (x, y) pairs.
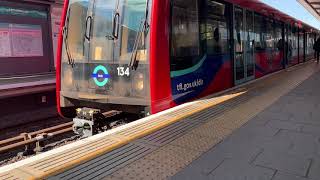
top-left (284, 24), bottom-right (289, 67)
top-left (245, 10), bottom-right (255, 81)
top-left (298, 28), bottom-right (304, 63)
top-left (233, 7), bottom-right (254, 85)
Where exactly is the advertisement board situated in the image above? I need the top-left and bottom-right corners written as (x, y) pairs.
top-left (0, 23), bottom-right (43, 57)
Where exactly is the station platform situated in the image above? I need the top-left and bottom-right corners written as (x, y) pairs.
top-left (0, 72), bottom-right (55, 99)
top-left (1, 61), bottom-right (320, 180)
top-left (0, 72), bottom-right (57, 129)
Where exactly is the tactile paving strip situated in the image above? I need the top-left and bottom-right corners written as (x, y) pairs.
top-left (140, 120), bottom-right (201, 146)
top-left (49, 142), bottom-right (157, 180)
top-left (138, 91), bottom-right (261, 148)
top-left (108, 144), bottom-right (201, 180)
top-left (24, 138), bottom-right (120, 174)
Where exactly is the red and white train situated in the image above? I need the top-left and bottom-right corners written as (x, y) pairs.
top-left (56, 0), bottom-right (318, 134)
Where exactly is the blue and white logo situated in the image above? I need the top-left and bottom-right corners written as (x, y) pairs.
top-left (91, 65), bottom-right (110, 87)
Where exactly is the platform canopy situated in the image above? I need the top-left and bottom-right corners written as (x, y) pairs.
top-left (226, 0), bottom-right (316, 31)
top-left (298, 0), bottom-right (320, 21)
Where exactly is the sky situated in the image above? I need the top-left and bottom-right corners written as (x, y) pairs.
top-left (261, 0), bottom-right (320, 29)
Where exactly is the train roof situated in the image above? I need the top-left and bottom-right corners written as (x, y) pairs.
top-left (226, 0), bottom-right (319, 32)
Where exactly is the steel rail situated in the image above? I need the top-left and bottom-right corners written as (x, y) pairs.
top-left (0, 122), bottom-right (73, 154)
top-left (28, 122), bottom-right (73, 137)
top-left (0, 122), bottom-right (73, 147)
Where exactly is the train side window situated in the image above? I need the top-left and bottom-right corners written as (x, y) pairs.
top-left (170, 0), bottom-right (202, 71)
top-left (234, 7), bottom-right (244, 54)
top-left (306, 33), bottom-right (315, 55)
top-left (291, 26), bottom-right (299, 56)
top-left (275, 22), bottom-right (283, 51)
top-left (254, 13), bottom-right (265, 51)
top-left (299, 29), bottom-right (304, 51)
top-left (205, 1), bottom-right (229, 55)
top-left (265, 18), bottom-right (274, 49)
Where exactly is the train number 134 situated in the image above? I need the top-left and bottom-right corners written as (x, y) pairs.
top-left (117, 67), bottom-right (130, 77)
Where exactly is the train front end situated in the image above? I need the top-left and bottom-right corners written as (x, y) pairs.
top-left (57, 0), bottom-right (151, 135)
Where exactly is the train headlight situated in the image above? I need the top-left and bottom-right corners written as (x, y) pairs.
top-left (76, 108), bottom-right (81, 115)
top-left (134, 73), bottom-right (144, 91)
top-left (136, 80), bottom-right (144, 91)
top-left (89, 110), bottom-right (94, 116)
top-left (63, 68), bottom-right (73, 87)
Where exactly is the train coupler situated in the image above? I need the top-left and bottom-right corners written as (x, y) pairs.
top-left (73, 108), bottom-right (121, 138)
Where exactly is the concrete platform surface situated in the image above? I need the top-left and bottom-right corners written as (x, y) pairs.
top-left (173, 64), bottom-right (320, 180)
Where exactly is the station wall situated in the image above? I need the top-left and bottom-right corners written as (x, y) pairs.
top-left (0, 1), bottom-right (62, 77)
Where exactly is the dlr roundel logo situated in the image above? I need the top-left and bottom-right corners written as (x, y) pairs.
top-left (91, 65), bottom-right (110, 87)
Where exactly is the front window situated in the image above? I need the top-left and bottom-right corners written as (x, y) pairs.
top-left (63, 0), bottom-right (148, 63)
top-left (120, 0), bottom-right (147, 61)
top-left (63, 0), bottom-right (89, 62)
top-left (61, 0), bottom-right (150, 100)
top-left (89, 0), bottom-right (148, 62)
top-left (90, 0), bottom-right (116, 61)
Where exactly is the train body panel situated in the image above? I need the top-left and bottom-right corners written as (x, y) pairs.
top-left (198, 57), bottom-right (233, 99)
top-left (149, 0), bottom-right (173, 113)
top-left (170, 55), bottom-right (232, 105)
top-left (56, 0), bottom-right (69, 116)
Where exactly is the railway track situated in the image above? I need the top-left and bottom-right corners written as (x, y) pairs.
top-left (0, 122), bottom-right (73, 155)
top-left (0, 112), bottom-right (138, 168)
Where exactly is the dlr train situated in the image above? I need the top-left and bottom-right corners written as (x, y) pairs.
top-left (56, 0), bottom-right (318, 134)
